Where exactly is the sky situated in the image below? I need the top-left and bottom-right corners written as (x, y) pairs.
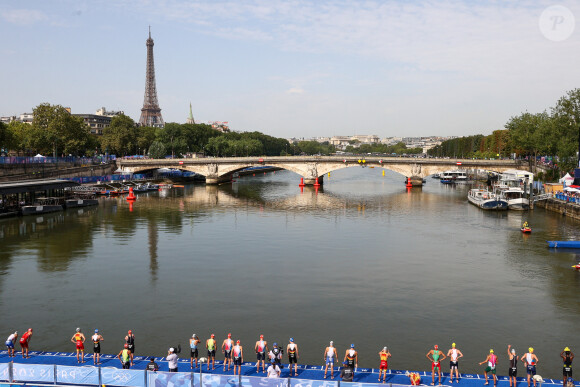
top-left (1, 0), bottom-right (579, 139)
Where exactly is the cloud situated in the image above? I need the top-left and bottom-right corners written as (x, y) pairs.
top-left (1, 8), bottom-right (47, 25)
top-left (287, 87), bottom-right (305, 94)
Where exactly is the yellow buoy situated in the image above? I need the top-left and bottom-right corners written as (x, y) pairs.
top-left (327, 172), bottom-right (330, 177)
top-left (382, 170), bottom-right (385, 177)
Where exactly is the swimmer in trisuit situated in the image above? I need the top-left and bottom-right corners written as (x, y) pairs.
top-left (206, 333), bottom-right (216, 370)
top-left (287, 338), bottom-right (299, 376)
top-left (344, 344), bottom-right (358, 371)
top-left (255, 335), bottom-right (268, 373)
top-left (479, 349), bottom-right (498, 386)
top-left (323, 341), bottom-right (338, 379)
top-left (508, 345), bottom-right (519, 387)
top-left (71, 328), bottom-right (86, 363)
top-left (92, 329), bottom-right (104, 365)
top-left (378, 347), bottom-right (392, 383)
top-left (19, 328), bottom-right (32, 359)
top-left (190, 334), bottom-right (200, 369)
top-left (125, 330), bottom-right (135, 366)
top-left (222, 333), bottom-right (233, 371)
top-left (426, 344), bottom-right (446, 386)
top-left (561, 347), bottom-right (574, 387)
top-left (522, 347), bottom-right (539, 387)
top-left (447, 342), bottom-right (463, 383)
top-left (232, 340), bottom-right (243, 377)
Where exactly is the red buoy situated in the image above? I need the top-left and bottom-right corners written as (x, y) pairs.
top-left (405, 177), bottom-right (412, 188)
top-left (299, 177), bottom-right (305, 187)
top-left (126, 187), bottom-right (136, 201)
top-left (314, 177), bottom-right (320, 187)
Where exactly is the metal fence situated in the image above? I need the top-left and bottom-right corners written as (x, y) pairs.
top-left (0, 156), bottom-right (113, 165)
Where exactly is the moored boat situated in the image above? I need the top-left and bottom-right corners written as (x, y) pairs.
top-left (20, 197), bottom-right (63, 216)
top-left (441, 170), bottom-right (468, 184)
top-left (467, 188), bottom-right (508, 210)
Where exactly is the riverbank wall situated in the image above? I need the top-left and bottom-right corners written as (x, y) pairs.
top-left (0, 163), bottom-right (115, 182)
top-left (535, 197), bottom-right (580, 221)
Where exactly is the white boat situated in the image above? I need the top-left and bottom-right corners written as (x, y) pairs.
top-left (467, 188), bottom-right (508, 210)
top-left (494, 170), bottom-right (533, 210)
top-left (440, 170), bottom-right (469, 184)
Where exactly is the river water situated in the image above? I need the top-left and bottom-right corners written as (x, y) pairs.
top-left (1, 168), bottom-right (579, 378)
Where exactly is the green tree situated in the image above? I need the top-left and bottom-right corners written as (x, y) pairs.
top-left (552, 88), bottom-right (580, 172)
top-left (136, 126), bottom-right (157, 156)
top-left (32, 103), bottom-right (91, 156)
top-left (148, 141), bottom-right (166, 159)
top-left (100, 114), bottom-right (137, 155)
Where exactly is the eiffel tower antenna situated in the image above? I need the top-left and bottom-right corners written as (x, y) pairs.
top-left (139, 27), bottom-right (164, 127)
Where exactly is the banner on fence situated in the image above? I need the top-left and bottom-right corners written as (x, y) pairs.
top-left (101, 367), bottom-right (145, 387)
top-left (148, 371), bottom-right (193, 387)
top-left (56, 365), bottom-right (99, 385)
top-left (241, 375), bottom-right (289, 387)
top-left (12, 363), bottom-right (54, 383)
top-left (291, 378), bottom-right (338, 387)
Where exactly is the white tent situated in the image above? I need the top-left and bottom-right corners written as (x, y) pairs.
top-left (564, 187), bottom-right (580, 193)
top-left (33, 154), bottom-right (45, 158)
top-left (560, 173), bottom-right (574, 186)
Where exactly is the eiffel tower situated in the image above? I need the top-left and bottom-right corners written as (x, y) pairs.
top-left (139, 27), bottom-right (164, 128)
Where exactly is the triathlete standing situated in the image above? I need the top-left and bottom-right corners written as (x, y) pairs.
top-left (222, 333), bottom-right (233, 371)
top-left (426, 344), bottom-right (446, 386)
top-left (507, 345), bottom-right (518, 387)
top-left (19, 328), bottom-right (32, 359)
top-left (522, 348), bottom-right (539, 387)
top-left (91, 329), bottom-right (104, 365)
top-left (190, 334), bottom-right (200, 369)
top-left (561, 346), bottom-right (574, 387)
top-left (232, 340), bottom-right (243, 377)
top-left (323, 341), bottom-right (338, 379)
top-left (125, 330), bottom-right (135, 366)
top-left (344, 344), bottom-right (358, 370)
top-left (378, 347), bottom-right (392, 383)
top-left (206, 333), bottom-right (216, 370)
top-left (5, 331), bottom-right (17, 358)
top-left (71, 328), bottom-right (86, 364)
top-left (118, 343), bottom-right (131, 369)
top-left (479, 349), bottom-right (498, 386)
top-left (255, 335), bottom-right (268, 373)
top-left (447, 343), bottom-right (463, 383)
top-left (287, 338), bottom-right (299, 376)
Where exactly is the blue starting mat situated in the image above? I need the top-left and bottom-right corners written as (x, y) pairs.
top-left (0, 351), bottom-right (566, 387)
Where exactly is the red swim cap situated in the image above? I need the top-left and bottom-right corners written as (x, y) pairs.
top-left (211, 334), bottom-right (215, 337)
top-left (128, 330), bottom-right (132, 334)
top-left (260, 335), bottom-right (264, 338)
top-left (228, 333), bottom-right (231, 337)
top-left (124, 343), bottom-right (128, 348)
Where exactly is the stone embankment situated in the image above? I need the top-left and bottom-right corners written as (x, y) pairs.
top-left (0, 162), bottom-right (115, 182)
top-left (536, 197), bottom-right (580, 221)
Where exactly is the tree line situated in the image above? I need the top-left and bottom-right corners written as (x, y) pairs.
top-left (428, 88), bottom-right (580, 173)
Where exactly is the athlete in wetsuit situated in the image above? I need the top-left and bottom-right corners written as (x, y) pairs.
top-left (479, 349), bottom-right (498, 386)
top-left (125, 330), bottom-right (135, 366)
top-left (287, 338), bottom-right (299, 376)
top-left (255, 335), bottom-right (268, 373)
top-left (222, 333), bottom-right (233, 371)
top-left (344, 344), bottom-right (358, 371)
top-left (92, 329), bottom-right (104, 365)
top-left (5, 331), bottom-right (17, 357)
top-left (206, 334), bottom-right (216, 370)
top-left (508, 345), bottom-right (519, 387)
top-left (19, 328), bottom-right (32, 359)
top-left (323, 341), bottom-right (338, 379)
top-left (190, 334), bottom-right (200, 369)
top-left (233, 340), bottom-right (244, 376)
top-left (522, 348), bottom-right (539, 387)
top-left (426, 344), bottom-right (447, 386)
top-left (378, 347), bottom-right (392, 383)
top-left (447, 343), bottom-right (463, 383)
top-left (561, 347), bottom-right (575, 387)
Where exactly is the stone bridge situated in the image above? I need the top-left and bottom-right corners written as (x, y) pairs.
top-left (117, 156), bottom-right (533, 185)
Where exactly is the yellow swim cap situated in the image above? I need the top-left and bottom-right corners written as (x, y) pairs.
top-left (452, 343), bottom-right (456, 348)
top-left (565, 347), bottom-right (571, 352)
top-left (529, 347), bottom-right (534, 353)
top-left (490, 349), bottom-right (494, 353)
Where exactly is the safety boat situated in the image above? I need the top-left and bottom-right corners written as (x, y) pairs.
top-left (547, 241), bottom-right (580, 248)
top-left (572, 264), bottom-right (580, 270)
top-left (440, 170), bottom-right (468, 184)
top-left (521, 227), bottom-right (532, 234)
top-left (467, 188), bottom-right (508, 210)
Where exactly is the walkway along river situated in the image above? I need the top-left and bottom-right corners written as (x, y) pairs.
top-left (0, 168), bottom-right (579, 379)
